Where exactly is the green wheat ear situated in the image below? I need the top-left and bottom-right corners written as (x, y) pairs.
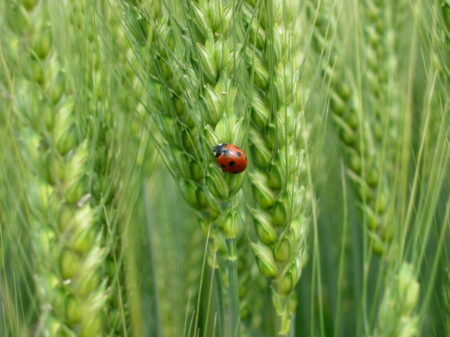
top-left (243, 0), bottom-right (312, 334)
top-left (120, 1), bottom-right (248, 335)
top-left (308, 0), bottom-right (395, 256)
top-left (122, 0), bottom-right (247, 237)
top-left (3, 1), bottom-right (108, 335)
top-left (373, 263), bottom-right (420, 337)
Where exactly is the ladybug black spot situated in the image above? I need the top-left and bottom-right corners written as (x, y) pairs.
top-left (220, 164), bottom-right (225, 168)
top-left (229, 161), bottom-right (235, 167)
top-left (236, 151), bottom-right (242, 157)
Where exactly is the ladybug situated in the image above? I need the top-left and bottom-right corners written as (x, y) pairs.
top-left (213, 143), bottom-right (248, 174)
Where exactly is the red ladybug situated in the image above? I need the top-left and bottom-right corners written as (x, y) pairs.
top-left (213, 143), bottom-right (248, 174)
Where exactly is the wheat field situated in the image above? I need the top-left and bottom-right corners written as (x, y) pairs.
top-left (0, 1), bottom-right (448, 337)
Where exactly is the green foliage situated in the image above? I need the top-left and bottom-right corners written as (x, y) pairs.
top-left (0, 1), bottom-right (448, 337)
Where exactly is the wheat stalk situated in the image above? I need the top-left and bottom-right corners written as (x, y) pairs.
top-left (429, 1), bottom-right (449, 99)
top-left (444, 267), bottom-right (450, 336)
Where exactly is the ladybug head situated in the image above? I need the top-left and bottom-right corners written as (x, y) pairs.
top-left (213, 143), bottom-right (227, 157)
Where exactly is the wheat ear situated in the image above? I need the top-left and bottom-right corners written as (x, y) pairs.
top-left (3, 1), bottom-right (108, 335)
top-left (243, 0), bottom-right (311, 334)
top-left (121, 1), bottom-right (248, 334)
top-left (309, 0), bottom-right (392, 255)
top-left (372, 263), bottom-right (420, 337)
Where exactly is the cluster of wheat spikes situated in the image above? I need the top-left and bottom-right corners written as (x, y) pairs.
top-left (0, 0), bottom-right (448, 337)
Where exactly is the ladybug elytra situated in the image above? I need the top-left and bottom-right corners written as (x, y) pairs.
top-left (213, 143), bottom-right (247, 174)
